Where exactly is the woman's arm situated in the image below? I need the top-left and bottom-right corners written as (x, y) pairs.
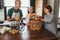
top-left (41, 14), bottom-right (54, 23)
top-left (7, 16), bottom-right (13, 21)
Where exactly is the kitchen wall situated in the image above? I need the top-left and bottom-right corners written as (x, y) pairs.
top-left (35, 0), bottom-right (43, 16)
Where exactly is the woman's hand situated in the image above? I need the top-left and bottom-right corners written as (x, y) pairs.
top-left (40, 19), bottom-right (45, 22)
top-left (7, 16), bottom-right (13, 21)
top-left (14, 17), bottom-right (20, 21)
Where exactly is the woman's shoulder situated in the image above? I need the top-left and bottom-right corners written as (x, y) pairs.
top-left (9, 7), bottom-right (14, 10)
top-left (8, 7), bottom-right (14, 13)
top-left (50, 13), bottom-right (54, 17)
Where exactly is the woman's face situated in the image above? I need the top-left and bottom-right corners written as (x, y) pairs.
top-left (15, 1), bottom-right (21, 10)
top-left (44, 8), bottom-right (49, 14)
top-left (28, 8), bottom-right (33, 13)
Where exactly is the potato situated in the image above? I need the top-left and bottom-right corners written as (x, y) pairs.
top-left (15, 17), bottom-right (20, 21)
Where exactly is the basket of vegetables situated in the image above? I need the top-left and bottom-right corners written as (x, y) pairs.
top-left (29, 16), bottom-right (42, 30)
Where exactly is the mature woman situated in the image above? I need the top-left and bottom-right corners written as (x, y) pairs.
top-left (27, 6), bottom-right (35, 18)
top-left (40, 5), bottom-right (57, 35)
top-left (7, 0), bottom-right (23, 21)
top-left (26, 6), bottom-right (35, 24)
top-left (7, 0), bottom-right (23, 30)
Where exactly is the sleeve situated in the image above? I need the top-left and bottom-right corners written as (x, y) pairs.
top-left (44, 14), bottom-right (54, 23)
top-left (20, 9), bottom-right (23, 18)
top-left (7, 8), bottom-right (13, 17)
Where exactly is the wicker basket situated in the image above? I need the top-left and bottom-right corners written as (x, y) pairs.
top-left (29, 20), bottom-right (42, 30)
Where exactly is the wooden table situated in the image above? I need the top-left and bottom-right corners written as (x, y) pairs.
top-left (0, 20), bottom-right (57, 40)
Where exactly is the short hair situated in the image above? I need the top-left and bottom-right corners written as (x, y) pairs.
top-left (44, 5), bottom-right (52, 13)
top-left (28, 6), bottom-right (33, 13)
top-left (28, 6), bottom-right (33, 10)
top-left (15, 0), bottom-right (21, 4)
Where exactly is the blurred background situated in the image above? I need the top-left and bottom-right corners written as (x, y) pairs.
top-left (0, 0), bottom-right (60, 40)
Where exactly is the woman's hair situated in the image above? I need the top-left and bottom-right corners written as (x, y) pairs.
top-left (28, 6), bottom-right (33, 10)
top-left (28, 6), bottom-right (33, 13)
top-left (15, 0), bottom-right (21, 4)
top-left (44, 5), bottom-right (52, 13)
